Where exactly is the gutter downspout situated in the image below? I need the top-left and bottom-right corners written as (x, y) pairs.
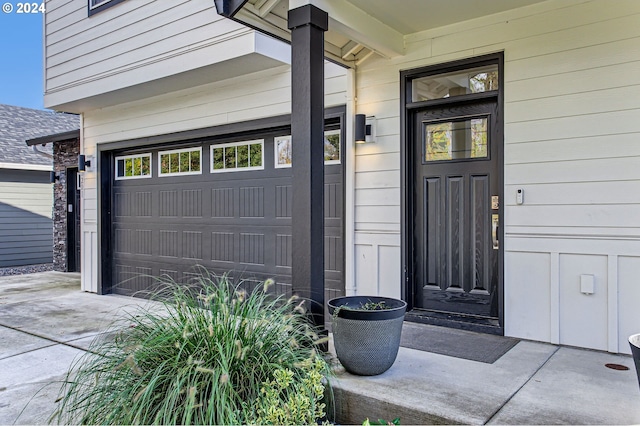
top-left (32, 144), bottom-right (53, 159)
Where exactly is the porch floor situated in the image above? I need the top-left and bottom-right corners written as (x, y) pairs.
top-left (329, 326), bottom-right (640, 424)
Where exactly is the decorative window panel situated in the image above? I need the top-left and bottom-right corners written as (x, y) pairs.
top-left (273, 131), bottom-right (341, 168)
top-left (412, 64), bottom-right (499, 102)
top-left (115, 153), bottom-right (152, 180)
top-left (424, 117), bottom-right (488, 162)
top-left (211, 140), bottom-right (264, 173)
top-left (159, 147), bottom-right (202, 176)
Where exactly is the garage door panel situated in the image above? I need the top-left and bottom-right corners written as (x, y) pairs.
top-left (211, 187), bottom-right (235, 218)
top-left (111, 129), bottom-right (344, 302)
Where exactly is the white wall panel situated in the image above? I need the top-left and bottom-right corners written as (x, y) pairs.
top-left (81, 229), bottom-right (98, 293)
top-left (559, 254), bottom-right (608, 351)
top-left (354, 244), bottom-right (376, 296)
top-left (504, 251), bottom-right (551, 342)
top-left (378, 245), bottom-right (401, 299)
top-left (618, 256), bottom-right (640, 355)
top-left (354, 232), bottom-right (401, 297)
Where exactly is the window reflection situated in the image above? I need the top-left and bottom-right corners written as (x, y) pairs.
top-left (424, 118), bottom-right (488, 162)
top-left (412, 65), bottom-right (498, 102)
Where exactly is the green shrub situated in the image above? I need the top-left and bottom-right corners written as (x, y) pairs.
top-left (53, 273), bottom-right (330, 425)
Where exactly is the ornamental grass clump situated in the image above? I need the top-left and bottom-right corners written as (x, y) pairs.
top-left (53, 273), bottom-right (330, 425)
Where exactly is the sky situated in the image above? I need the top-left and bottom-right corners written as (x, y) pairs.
top-left (0, 3), bottom-right (45, 110)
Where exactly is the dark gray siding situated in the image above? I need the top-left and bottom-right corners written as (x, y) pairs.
top-left (0, 169), bottom-right (53, 267)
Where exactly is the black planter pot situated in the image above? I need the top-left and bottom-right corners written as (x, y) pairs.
top-left (328, 296), bottom-right (407, 376)
top-left (629, 334), bottom-right (640, 390)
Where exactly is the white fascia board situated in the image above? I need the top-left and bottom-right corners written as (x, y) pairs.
top-left (0, 162), bottom-right (53, 171)
top-left (289, 0), bottom-right (404, 58)
top-left (254, 31), bottom-right (291, 64)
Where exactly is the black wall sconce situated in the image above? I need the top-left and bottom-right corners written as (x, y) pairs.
top-left (78, 154), bottom-right (92, 172)
top-left (355, 114), bottom-right (375, 144)
top-left (49, 171), bottom-right (59, 184)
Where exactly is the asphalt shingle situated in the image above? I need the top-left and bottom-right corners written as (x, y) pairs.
top-left (0, 104), bottom-right (80, 167)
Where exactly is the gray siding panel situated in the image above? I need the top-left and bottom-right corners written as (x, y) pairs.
top-left (0, 170), bottom-right (53, 267)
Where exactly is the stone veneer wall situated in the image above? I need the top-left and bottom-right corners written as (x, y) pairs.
top-left (52, 138), bottom-right (79, 272)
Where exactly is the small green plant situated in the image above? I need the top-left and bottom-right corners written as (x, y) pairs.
top-left (358, 300), bottom-right (389, 310)
top-left (335, 299), bottom-right (391, 314)
top-left (253, 358), bottom-right (327, 424)
top-left (52, 272), bottom-right (330, 425)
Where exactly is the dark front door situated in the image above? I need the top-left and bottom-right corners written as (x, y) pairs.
top-left (413, 98), bottom-right (501, 322)
top-left (66, 167), bottom-right (81, 272)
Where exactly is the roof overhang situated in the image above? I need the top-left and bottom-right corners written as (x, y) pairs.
top-left (0, 162), bottom-right (53, 172)
top-left (25, 130), bottom-right (80, 146)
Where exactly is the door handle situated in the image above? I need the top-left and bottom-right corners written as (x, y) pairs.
top-left (492, 214), bottom-right (499, 250)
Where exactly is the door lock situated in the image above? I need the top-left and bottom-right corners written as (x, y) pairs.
top-left (492, 214), bottom-right (499, 250)
top-left (491, 195), bottom-right (499, 210)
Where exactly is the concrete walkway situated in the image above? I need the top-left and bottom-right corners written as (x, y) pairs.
top-left (0, 272), bottom-right (639, 425)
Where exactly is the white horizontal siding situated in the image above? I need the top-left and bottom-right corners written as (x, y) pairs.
top-left (44, 0), bottom-right (292, 110)
top-left (353, 0), bottom-right (640, 352)
top-left (83, 62), bottom-right (346, 143)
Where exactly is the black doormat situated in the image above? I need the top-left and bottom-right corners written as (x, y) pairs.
top-left (400, 322), bottom-right (519, 364)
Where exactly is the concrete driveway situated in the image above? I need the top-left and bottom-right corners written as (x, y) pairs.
top-left (0, 272), bottom-right (150, 424)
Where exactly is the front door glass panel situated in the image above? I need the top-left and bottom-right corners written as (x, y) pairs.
top-left (424, 117), bottom-right (488, 162)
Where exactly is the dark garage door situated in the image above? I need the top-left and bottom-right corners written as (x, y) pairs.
top-left (109, 125), bottom-right (344, 303)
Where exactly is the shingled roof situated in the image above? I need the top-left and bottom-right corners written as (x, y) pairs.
top-left (0, 104), bottom-right (79, 168)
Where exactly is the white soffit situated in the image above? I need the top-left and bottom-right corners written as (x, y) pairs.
top-left (237, 0), bottom-right (547, 67)
top-left (347, 0), bottom-right (548, 35)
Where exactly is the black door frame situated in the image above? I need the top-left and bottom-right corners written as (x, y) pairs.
top-left (66, 167), bottom-right (81, 272)
top-left (400, 52), bottom-right (505, 334)
top-left (97, 106), bottom-right (346, 296)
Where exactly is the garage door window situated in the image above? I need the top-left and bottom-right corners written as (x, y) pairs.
top-left (159, 147), bottom-right (202, 176)
top-left (211, 140), bottom-right (264, 173)
top-left (274, 131), bottom-right (341, 168)
top-left (115, 153), bottom-right (152, 180)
